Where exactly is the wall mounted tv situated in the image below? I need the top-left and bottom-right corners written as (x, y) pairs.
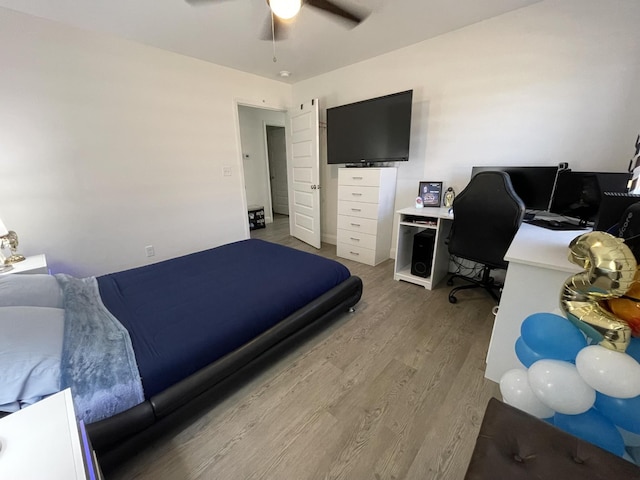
top-left (327, 90), bottom-right (413, 166)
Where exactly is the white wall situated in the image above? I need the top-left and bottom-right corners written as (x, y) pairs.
top-left (0, 8), bottom-right (291, 277)
top-left (293, 0), bottom-right (640, 249)
top-left (237, 106), bottom-right (286, 222)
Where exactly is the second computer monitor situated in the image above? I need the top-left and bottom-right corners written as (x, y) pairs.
top-left (549, 171), bottom-right (601, 225)
top-left (550, 170), bottom-right (632, 226)
top-left (470, 166), bottom-right (559, 212)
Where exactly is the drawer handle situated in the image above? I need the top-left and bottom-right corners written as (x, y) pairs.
top-left (350, 251), bottom-right (360, 256)
top-left (351, 208), bottom-right (362, 212)
top-left (350, 237), bottom-right (360, 241)
top-left (352, 176), bottom-right (363, 180)
top-left (350, 223), bottom-right (361, 227)
top-left (351, 192), bottom-right (362, 196)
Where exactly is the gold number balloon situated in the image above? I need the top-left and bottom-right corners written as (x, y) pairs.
top-left (561, 231), bottom-right (636, 352)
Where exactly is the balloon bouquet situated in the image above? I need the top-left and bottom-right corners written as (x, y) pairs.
top-left (500, 231), bottom-right (640, 461)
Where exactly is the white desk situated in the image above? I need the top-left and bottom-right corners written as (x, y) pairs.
top-left (484, 223), bottom-right (585, 382)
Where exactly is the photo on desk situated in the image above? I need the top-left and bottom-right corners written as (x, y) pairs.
top-left (419, 181), bottom-right (443, 207)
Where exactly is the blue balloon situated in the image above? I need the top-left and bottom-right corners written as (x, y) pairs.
top-left (515, 336), bottom-right (545, 367)
top-left (626, 337), bottom-right (640, 364)
top-left (595, 392), bottom-right (640, 434)
top-left (521, 312), bottom-right (587, 361)
top-left (554, 408), bottom-right (625, 456)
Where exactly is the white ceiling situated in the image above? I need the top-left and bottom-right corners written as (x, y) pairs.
top-left (0, 0), bottom-right (541, 83)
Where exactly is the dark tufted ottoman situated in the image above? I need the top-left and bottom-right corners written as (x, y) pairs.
top-left (464, 397), bottom-right (640, 480)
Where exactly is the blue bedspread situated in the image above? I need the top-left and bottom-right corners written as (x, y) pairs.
top-left (97, 239), bottom-right (351, 398)
top-left (56, 274), bottom-right (144, 423)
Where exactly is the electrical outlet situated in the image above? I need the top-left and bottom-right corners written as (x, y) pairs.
top-left (223, 166), bottom-right (232, 177)
top-left (145, 245), bottom-right (155, 257)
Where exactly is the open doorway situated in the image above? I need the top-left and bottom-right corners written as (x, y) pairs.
top-left (237, 105), bottom-right (287, 225)
top-left (266, 125), bottom-right (289, 216)
top-left (236, 99), bottom-right (321, 248)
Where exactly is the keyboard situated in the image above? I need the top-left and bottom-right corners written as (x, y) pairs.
top-left (525, 218), bottom-right (588, 231)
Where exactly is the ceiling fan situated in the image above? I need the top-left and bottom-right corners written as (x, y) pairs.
top-left (186, 0), bottom-right (368, 41)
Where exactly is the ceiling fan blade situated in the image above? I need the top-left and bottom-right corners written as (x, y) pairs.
top-left (261, 12), bottom-right (288, 41)
top-left (304, 0), bottom-right (367, 24)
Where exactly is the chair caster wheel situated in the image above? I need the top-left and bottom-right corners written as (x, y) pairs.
top-left (449, 295), bottom-right (457, 304)
top-left (446, 278), bottom-right (454, 286)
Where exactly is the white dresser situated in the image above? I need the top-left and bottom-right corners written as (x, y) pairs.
top-left (336, 167), bottom-right (397, 266)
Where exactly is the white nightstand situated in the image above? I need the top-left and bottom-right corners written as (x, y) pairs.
top-left (0, 389), bottom-right (103, 479)
top-left (0, 254), bottom-right (48, 275)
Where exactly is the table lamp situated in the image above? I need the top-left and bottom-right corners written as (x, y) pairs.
top-left (0, 218), bottom-right (13, 272)
top-left (0, 217), bottom-right (25, 268)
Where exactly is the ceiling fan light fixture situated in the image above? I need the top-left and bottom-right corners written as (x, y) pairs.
top-left (269, 0), bottom-right (301, 20)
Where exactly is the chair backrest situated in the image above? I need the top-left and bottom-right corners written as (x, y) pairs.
top-left (448, 171), bottom-right (525, 269)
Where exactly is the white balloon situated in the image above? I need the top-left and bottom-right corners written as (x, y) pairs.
top-left (499, 368), bottom-right (555, 418)
top-left (527, 359), bottom-right (595, 415)
top-left (576, 345), bottom-right (640, 399)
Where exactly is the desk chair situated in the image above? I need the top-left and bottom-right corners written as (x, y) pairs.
top-left (447, 171), bottom-right (525, 303)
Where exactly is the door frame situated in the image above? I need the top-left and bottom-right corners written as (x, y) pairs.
top-left (233, 98), bottom-right (288, 238)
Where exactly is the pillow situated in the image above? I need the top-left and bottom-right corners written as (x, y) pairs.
top-left (0, 306), bottom-right (65, 412)
top-left (0, 274), bottom-right (64, 308)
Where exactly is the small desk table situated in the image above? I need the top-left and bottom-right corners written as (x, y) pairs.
top-left (484, 223), bottom-right (585, 382)
top-left (394, 207), bottom-right (454, 290)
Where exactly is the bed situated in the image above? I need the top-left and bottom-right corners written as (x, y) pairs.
top-left (0, 238), bottom-right (363, 466)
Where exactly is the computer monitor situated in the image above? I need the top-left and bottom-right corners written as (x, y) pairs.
top-left (549, 171), bottom-right (602, 226)
top-left (593, 192), bottom-right (640, 233)
top-left (590, 172), bottom-right (632, 194)
top-left (470, 166), bottom-right (559, 211)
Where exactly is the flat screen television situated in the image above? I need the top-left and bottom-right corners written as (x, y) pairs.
top-left (326, 90), bottom-right (413, 165)
top-left (470, 165), bottom-right (560, 212)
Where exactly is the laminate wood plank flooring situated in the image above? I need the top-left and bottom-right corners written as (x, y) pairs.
top-left (107, 214), bottom-right (500, 480)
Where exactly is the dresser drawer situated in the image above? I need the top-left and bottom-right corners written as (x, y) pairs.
top-left (337, 200), bottom-right (380, 220)
top-left (338, 185), bottom-right (380, 204)
top-left (338, 168), bottom-right (382, 187)
top-left (338, 214), bottom-right (378, 235)
top-left (337, 229), bottom-right (377, 250)
top-left (336, 243), bottom-right (376, 266)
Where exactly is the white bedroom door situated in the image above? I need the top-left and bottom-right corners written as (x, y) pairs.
top-left (286, 99), bottom-right (321, 249)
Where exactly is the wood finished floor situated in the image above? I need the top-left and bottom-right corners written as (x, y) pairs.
top-left (107, 215), bottom-right (500, 480)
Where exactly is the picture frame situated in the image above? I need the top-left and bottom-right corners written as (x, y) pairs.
top-left (418, 181), bottom-right (443, 207)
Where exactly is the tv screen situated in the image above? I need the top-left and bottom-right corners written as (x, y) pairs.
top-left (326, 90), bottom-right (413, 165)
top-left (471, 165), bottom-right (560, 211)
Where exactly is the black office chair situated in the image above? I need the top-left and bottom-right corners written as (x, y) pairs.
top-left (447, 171), bottom-right (525, 303)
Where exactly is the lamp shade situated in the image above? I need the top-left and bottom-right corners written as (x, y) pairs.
top-left (0, 217), bottom-right (8, 237)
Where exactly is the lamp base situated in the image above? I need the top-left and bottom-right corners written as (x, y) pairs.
top-left (0, 263), bottom-right (14, 273)
top-left (5, 254), bottom-right (25, 264)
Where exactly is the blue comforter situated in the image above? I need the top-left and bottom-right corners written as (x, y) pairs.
top-left (97, 239), bottom-right (351, 398)
top-left (53, 239), bottom-right (351, 424)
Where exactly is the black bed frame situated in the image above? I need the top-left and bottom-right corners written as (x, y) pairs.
top-left (89, 275), bottom-right (363, 471)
